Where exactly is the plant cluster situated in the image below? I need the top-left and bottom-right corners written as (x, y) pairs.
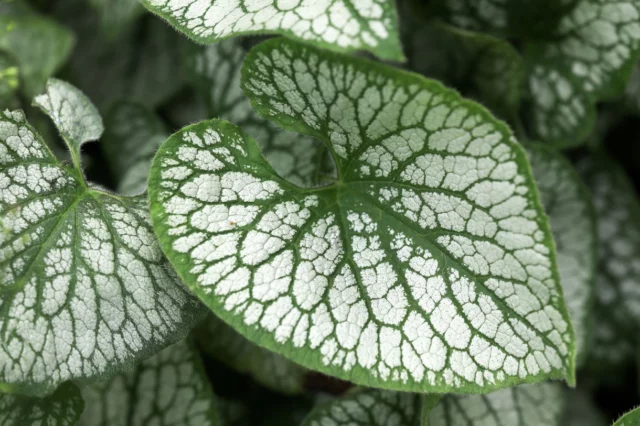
top-left (1, 0), bottom-right (640, 425)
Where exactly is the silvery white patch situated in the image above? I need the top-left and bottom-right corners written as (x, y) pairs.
top-left (527, 146), bottom-right (596, 365)
top-left (0, 80), bottom-right (202, 395)
top-left (149, 38), bottom-right (575, 393)
top-left (141, 0), bottom-right (404, 60)
top-left (79, 339), bottom-right (219, 426)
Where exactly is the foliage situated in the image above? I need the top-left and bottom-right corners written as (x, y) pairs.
top-left (0, 0), bottom-right (639, 424)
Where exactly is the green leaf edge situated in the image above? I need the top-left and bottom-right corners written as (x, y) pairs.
top-left (614, 405), bottom-right (640, 426)
top-left (148, 38), bottom-right (577, 393)
top-left (139, 0), bottom-right (406, 62)
top-left (526, 142), bottom-right (598, 367)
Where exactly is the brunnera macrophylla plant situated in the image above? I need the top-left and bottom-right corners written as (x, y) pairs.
top-left (148, 37), bottom-right (575, 393)
top-left (1, 0), bottom-right (640, 424)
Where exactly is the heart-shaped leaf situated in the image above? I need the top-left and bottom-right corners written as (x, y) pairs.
top-left (0, 80), bottom-right (202, 395)
top-left (149, 38), bottom-right (575, 393)
top-left (140, 0), bottom-right (404, 61)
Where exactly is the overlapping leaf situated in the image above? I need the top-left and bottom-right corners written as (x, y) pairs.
top-left (527, 146), bottom-right (597, 365)
top-left (578, 152), bottom-right (640, 373)
top-left (302, 389), bottom-right (420, 426)
top-left (185, 38), bottom-right (335, 188)
top-left (425, 382), bottom-right (565, 426)
top-left (149, 38), bottom-right (575, 393)
top-left (0, 6), bottom-right (74, 98)
top-left (141, 0), bottom-right (404, 61)
top-left (0, 382), bottom-right (83, 426)
top-left (197, 315), bottom-right (306, 395)
top-left (0, 80), bottom-right (202, 395)
top-left (79, 339), bottom-right (219, 426)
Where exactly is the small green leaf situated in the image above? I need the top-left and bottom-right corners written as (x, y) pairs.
top-left (149, 38), bottom-right (575, 392)
top-left (527, 145), bottom-right (597, 365)
top-left (102, 101), bottom-right (167, 195)
top-left (578, 152), bottom-right (640, 373)
top-left (302, 389), bottom-right (420, 426)
top-left (33, 78), bottom-right (104, 169)
top-left (141, 0), bottom-right (404, 61)
top-left (404, 20), bottom-right (524, 120)
top-left (614, 406), bottom-right (640, 426)
top-left (197, 314), bottom-right (306, 395)
top-left (0, 382), bottom-right (84, 426)
top-left (79, 339), bottom-right (220, 426)
top-left (0, 81), bottom-right (203, 395)
top-left (0, 9), bottom-right (74, 98)
top-left (185, 38), bottom-right (335, 188)
top-left (425, 382), bottom-right (565, 425)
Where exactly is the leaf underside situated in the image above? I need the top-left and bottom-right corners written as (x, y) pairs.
top-left (140, 0), bottom-right (404, 61)
top-left (79, 339), bottom-right (219, 426)
top-left (0, 82), bottom-right (202, 395)
top-left (149, 38), bottom-right (575, 393)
